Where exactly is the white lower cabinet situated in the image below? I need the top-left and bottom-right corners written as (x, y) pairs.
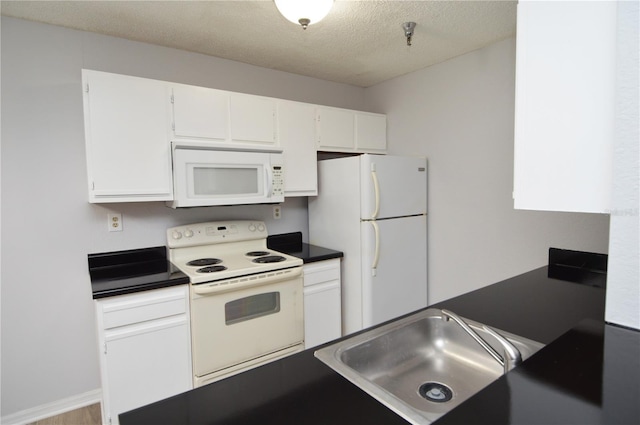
top-left (95, 286), bottom-right (192, 425)
top-left (303, 258), bottom-right (342, 349)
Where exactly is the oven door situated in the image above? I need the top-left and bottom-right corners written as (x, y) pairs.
top-left (190, 270), bottom-right (303, 381)
top-left (169, 147), bottom-right (284, 208)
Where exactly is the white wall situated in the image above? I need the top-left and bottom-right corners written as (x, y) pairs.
top-left (364, 38), bottom-right (610, 303)
top-left (0, 17), bottom-right (366, 419)
top-left (605, 0), bottom-right (639, 330)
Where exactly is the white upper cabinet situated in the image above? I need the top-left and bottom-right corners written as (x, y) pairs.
top-left (82, 70), bottom-right (173, 203)
top-left (172, 84), bottom-right (229, 140)
top-left (356, 112), bottom-right (387, 152)
top-left (277, 100), bottom-right (318, 196)
top-left (316, 107), bottom-right (355, 150)
top-left (229, 93), bottom-right (277, 145)
top-left (316, 106), bottom-right (387, 153)
top-left (513, 1), bottom-right (616, 213)
top-left (82, 70), bottom-right (390, 203)
top-left (172, 86), bottom-right (277, 147)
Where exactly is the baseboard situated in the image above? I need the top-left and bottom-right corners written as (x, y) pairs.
top-left (1, 388), bottom-right (102, 425)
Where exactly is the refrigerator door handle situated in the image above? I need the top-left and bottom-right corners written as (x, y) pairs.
top-left (370, 169), bottom-right (381, 219)
top-left (371, 221), bottom-right (380, 276)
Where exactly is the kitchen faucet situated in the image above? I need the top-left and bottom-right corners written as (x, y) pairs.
top-left (441, 309), bottom-right (522, 373)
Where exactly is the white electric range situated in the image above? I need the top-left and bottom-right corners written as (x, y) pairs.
top-left (167, 220), bottom-right (304, 387)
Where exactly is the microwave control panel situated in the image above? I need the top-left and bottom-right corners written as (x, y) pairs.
top-left (272, 165), bottom-right (284, 196)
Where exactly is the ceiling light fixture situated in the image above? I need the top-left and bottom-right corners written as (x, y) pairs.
top-left (403, 22), bottom-right (417, 46)
top-left (274, 0), bottom-right (334, 30)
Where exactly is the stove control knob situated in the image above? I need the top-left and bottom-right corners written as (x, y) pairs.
top-left (258, 223), bottom-right (265, 232)
top-left (249, 224), bottom-right (256, 232)
top-left (172, 231), bottom-right (182, 240)
top-left (184, 229), bottom-right (194, 238)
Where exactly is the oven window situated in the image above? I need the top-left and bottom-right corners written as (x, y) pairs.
top-left (225, 292), bottom-right (280, 325)
top-left (194, 167), bottom-right (259, 195)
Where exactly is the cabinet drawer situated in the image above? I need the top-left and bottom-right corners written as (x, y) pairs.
top-left (100, 286), bottom-right (188, 330)
top-left (303, 259), bottom-right (341, 287)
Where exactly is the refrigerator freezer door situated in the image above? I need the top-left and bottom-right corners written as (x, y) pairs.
top-left (361, 214), bottom-right (427, 329)
top-left (360, 155), bottom-right (427, 220)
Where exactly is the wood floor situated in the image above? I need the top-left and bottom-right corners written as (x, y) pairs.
top-left (27, 403), bottom-right (101, 425)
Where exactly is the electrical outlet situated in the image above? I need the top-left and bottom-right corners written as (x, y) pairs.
top-left (108, 213), bottom-right (123, 232)
top-left (273, 206), bottom-right (282, 220)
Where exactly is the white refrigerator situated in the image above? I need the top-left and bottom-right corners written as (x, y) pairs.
top-left (309, 154), bottom-right (427, 335)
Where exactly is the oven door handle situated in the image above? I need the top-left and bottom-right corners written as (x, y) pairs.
top-left (192, 266), bottom-right (303, 296)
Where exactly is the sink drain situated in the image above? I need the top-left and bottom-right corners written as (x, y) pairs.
top-left (419, 382), bottom-right (453, 403)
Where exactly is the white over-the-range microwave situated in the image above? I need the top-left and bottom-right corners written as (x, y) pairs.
top-left (168, 141), bottom-right (285, 208)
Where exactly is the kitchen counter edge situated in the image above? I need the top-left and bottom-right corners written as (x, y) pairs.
top-left (120, 266), bottom-right (640, 425)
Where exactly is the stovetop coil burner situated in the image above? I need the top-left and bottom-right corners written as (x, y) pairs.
top-left (196, 265), bottom-right (228, 273)
top-left (246, 251), bottom-right (270, 257)
top-left (168, 221), bottom-right (304, 286)
top-left (187, 258), bottom-right (223, 267)
top-left (252, 255), bottom-right (287, 264)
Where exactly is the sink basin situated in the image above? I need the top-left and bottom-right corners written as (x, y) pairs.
top-left (315, 308), bottom-right (544, 424)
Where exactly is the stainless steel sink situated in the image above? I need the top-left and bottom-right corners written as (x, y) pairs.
top-left (315, 308), bottom-right (544, 424)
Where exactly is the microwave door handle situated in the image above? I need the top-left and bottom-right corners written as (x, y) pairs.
top-left (265, 166), bottom-right (273, 197)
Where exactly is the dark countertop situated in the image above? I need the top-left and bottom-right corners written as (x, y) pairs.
top-left (277, 242), bottom-right (343, 264)
top-left (88, 234), bottom-right (341, 299)
top-left (436, 318), bottom-right (639, 425)
top-left (429, 266), bottom-right (606, 344)
top-left (267, 232), bottom-right (343, 264)
top-left (119, 265), bottom-right (639, 425)
top-left (89, 246), bottom-right (188, 299)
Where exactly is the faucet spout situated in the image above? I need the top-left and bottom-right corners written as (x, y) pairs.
top-left (481, 324), bottom-right (523, 372)
top-left (440, 309), bottom-right (522, 373)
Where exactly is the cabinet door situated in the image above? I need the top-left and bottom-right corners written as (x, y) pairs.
top-left (316, 107), bottom-right (355, 150)
top-left (303, 259), bottom-right (342, 349)
top-left (83, 70), bottom-right (173, 202)
top-left (277, 100), bottom-right (318, 196)
top-left (356, 112), bottom-right (387, 153)
top-left (229, 93), bottom-right (276, 144)
top-left (96, 286), bottom-right (192, 425)
top-left (513, 1), bottom-right (616, 213)
top-left (304, 282), bottom-right (341, 349)
top-left (172, 84), bottom-right (229, 140)
top-left (103, 317), bottom-right (192, 425)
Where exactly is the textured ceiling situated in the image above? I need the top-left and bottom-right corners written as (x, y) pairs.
top-left (0, 0), bottom-right (517, 87)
